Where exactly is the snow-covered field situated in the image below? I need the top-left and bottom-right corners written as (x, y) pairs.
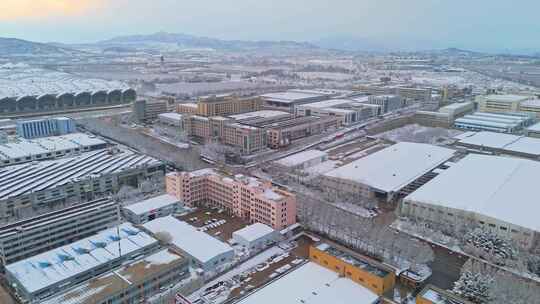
top-left (375, 124), bottom-right (463, 145)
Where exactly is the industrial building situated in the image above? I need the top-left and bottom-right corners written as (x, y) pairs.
top-left (0, 198), bottom-right (119, 266)
top-left (143, 215), bottom-right (234, 271)
top-left (275, 149), bottom-right (328, 170)
top-left (525, 121), bottom-right (540, 138)
top-left (0, 148), bottom-right (163, 221)
top-left (402, 154), bottom-right (540, 249)
top-left (157, 112), bottom-right (183, 126)
top-left (295, 98), bottom-right (381, 125)
top-left (122, 194), bottom-right (184, 224)
top-left (0, 66), bottom-right (134, 115)
top-left (261, 89), bottom-right (338, 112)
top-left (454, 112), bottom-right (534, 133)
top-left (5, 223), bottom-right (159, 302)
top-left (455, 131), bottom-right (540, 159)
top-left (237, 262), bottom-right (379, 304)
top-left (475, 94), bottom-right (532, 113)
top-left (16, 117), bottom-right (75, 139)
top-left (41, 249), bottom-right (189, 304)
top-left (413, 111), bottom-right (453, 127)
top-left (0, 132), bottom-right (108, 166)
top-left (232, 223), bottom-right (278, 251)
top-left (310, 243), bottom-right (395, 295)
top-left (438, 101), bottom-right (475, 118)
top-left (166, 169), bottom-right (296, 230)
top-left (321, 142), bottom-right (456, 201)
top-left (417, 285), bottom-right (472, 304)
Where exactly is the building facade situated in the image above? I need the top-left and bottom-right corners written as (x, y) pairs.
top-left (0, 198), bottom-right (119, 266)
top-left (178, 95), bottom-right (262, 117)
top-left (16, 117), bottom-right (75, 139)
top-left (133, 99), bottom-right (169, 121)
top-left (309, 243), bottom-right (396, 296)
top-left (365, 95), bottom-right (404, 113)
top-left (166, 169), bottom-right (296, 230)
top-left (122, 194), bottom-right (184, 224)
top-left (265, 116), bottom-right (340, 148)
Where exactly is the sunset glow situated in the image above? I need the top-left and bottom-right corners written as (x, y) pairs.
top-left (0, 0), bottom-right (102, 20)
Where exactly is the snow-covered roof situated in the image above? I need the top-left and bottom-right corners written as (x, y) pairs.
top-left (5, 223), bottom-right (157, 294)
top-left (158, 112), bottom-right (183, 121)
top-left (297, 99), bottom-right (355, 109)
top-left (233, 223), bottom-right (275, 243)
top-left (237, 262), bottom-right (379, 304)
top-left (324, 142), bottom-right (455, 193)
top-left (123, 194), bottom-right (180, 215)
top-left (228, 110), bottom-right (290, 121)
top-left (275, 150), bottom-right (327, 167)
top-left (0, 66), bottom-right (129, 100)
top-left (143, 216), bottom-right (233, 264)
top-left (405, 154), bottom-right (540, 232)
top-left (41, 249), bottom-right (185, 304)
top-left (480, 94), bottom-right (531, 103)
top-left (0, 148), bottom-right (162, 200)
top-left (457, 131), bottom-right (540, 156)
top-left (0, 133), bottom-right (106, 161)
top-left (526, 121), bottom-right (540, 132)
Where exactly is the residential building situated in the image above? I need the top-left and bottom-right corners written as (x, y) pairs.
top-left (0, 148), bottom-right (164, 222)
top-left (0, 198), bottom-right (119, 266)
top-left (143, 215), bottom-right (234, 272)
top-left (42, 249), bottom-right (189, 304)
top-left (16, 117), bottom-right (75, 139)
top-left (122, 194), bottom-right (184, 224)
top-left (0, 132), bottom-right (108, 167)
top-left (133, 99), bottom-right (169, 121)
top-left (401, 154), bottom-right (540, 249)
top-left (237, 262), bottom-right (379, 304)
top-left (416, 285), bottom-right (473, 304)
top-left (309, 243), bottom-right (396, 295)
top-left (454, 112), bottom-right (534, 133)
top-left (5, 223), bottom-right (159, 303)
top-left (321, 142), bottom-right (456, 202)
top-left (178, 95), bottom-right (262, 117)
top-left (166, 169), bottom-right (296, 230)
top-left (232, 223), bottom-right (278, 251)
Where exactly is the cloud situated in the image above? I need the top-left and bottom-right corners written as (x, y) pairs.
top-left (0, 0), bottom-right (103, 21)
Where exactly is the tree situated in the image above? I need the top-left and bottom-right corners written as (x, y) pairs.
top-left (452, 271), bottom-right (493, 304)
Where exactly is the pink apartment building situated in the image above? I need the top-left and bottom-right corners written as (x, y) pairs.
top-left (166, 169), bottom-right (296, 230)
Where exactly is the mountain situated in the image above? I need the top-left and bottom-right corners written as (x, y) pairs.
top-left (0, 37), bottom-right (82, 56)
top-left (98, 32), bottom-right (318, 51)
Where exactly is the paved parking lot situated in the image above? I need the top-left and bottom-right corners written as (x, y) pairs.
top-left (177, 206), bottom-right (249, 242)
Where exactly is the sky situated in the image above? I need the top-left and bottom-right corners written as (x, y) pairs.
top-left (1, 0), bottom-right (540, 52)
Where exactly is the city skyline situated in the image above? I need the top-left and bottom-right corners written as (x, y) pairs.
top-left (1, 0), bottom-right (540, 53)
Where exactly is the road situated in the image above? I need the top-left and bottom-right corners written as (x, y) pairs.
top-left (427, 245), bottom-right (467, 289)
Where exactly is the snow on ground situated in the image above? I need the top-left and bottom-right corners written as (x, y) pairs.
top-left (375, 124), bottom-right (463, 145)
top-left (333, 202), bottom-right (378, 218)
top-left (303, 160), bottom-right (341, 176)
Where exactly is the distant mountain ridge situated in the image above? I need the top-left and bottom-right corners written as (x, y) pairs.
top-left (0, 37), bottom-right (82, 56)
top-left (99, 31), bottom-right (319, 50)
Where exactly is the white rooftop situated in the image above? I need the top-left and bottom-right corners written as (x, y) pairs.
top-left (480, 94), bottom-right (531, 103)
top-left (233, 223), bottom-right (275, 243)
top-left (6, 223), bottom-right (157, 294)
top-left (298, 99), bottom-right (355, 109)
top-left (275, 150), bottom-right (327, 167)
top-left (324, 142), bottom-right (455, 193)
top-left (405, 154), bottom-right (540, 232)
top-left (238, 262), bottom-right (379, 304)
top-left (457, 131), bottom-right (540, 156)
top-left (228, 110), bottom-right (290, 120)
top-left (261, 91), bottom-right (327, 104)
top-left (143, 216), bottom-right (233, 264)
top-left (0, 65), bottom-right (129, 99)
top-left (123, 194), bottom-right (180, 215)
top-left (158, 112), bottom-right (183, 120)
top-left (526, 121), bottom-right (540, 132)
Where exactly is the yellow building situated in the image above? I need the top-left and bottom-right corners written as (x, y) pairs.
top-left (475, 94), bottom-right (531, 113)
top-left (416, 285), bottom-right (473, 304)
top-left (309, 243), bottom-right (395, 296)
